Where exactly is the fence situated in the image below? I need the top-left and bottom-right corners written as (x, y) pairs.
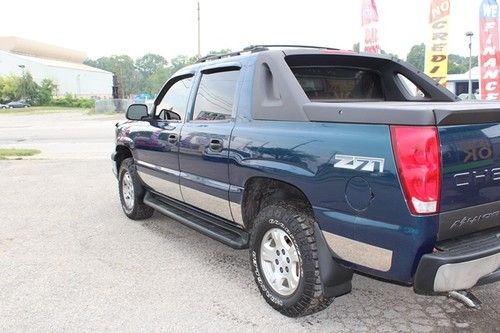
top-left (94, 99), bottom-right (133, 113)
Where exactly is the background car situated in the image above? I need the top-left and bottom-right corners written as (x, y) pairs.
top-left (0, 103), bottom-right (8, 109)
top-left (7, 100), bottom-right (30, 108)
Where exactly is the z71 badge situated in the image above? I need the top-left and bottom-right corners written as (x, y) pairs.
top-left (334, 154), bottom-right (385, 173)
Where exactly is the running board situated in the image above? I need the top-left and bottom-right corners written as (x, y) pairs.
top-left (143, 191), bottom-right (249, 249)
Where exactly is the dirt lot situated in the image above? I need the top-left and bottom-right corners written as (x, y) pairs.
top-left (0, 112), bottom-right (498, 332)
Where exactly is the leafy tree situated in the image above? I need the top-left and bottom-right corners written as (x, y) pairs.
top-left (352, 42), bottom-right (360, 52)
top-left (170, 55), bottom-right (198, 73)
top-left (135, 54), bottom-right (168, 76)
top-left (37, 79), bottom-right (57, 105)
top-left (0, 75), bottom-right (21, 102)
top-left (18, 72), bottom-right (39, 102)
top-left (448, 54), bottom-right (479, 74)
top-left (207, 48), bottom-right (233, 56)
top-left (406, 43), bottom-right (426, 71)
top-left (85, 55), bottom-right (139, 97)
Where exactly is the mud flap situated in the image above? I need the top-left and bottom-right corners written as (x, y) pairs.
top-left (314, 223), bottom-right (353, 297)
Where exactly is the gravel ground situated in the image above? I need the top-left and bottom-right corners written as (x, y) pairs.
top-left (0, 112), bottom-right (498, 332)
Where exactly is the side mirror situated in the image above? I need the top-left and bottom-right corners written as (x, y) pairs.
top-left (126, 104), bottom-right (149, 121)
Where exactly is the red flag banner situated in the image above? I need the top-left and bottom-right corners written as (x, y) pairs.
top-left (479, 0), bottom-right (500, 100)
top-left (424, 0), bottom-right (450, 86)
top-left (362, 0), bottom-right (380, 53)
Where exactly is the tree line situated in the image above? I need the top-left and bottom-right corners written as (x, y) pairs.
top-left (88, 45), bottom-right (477, 99)
top-left (0, 45), bottom-right (477, 106)
top-left (84, 49), bottom-right (231, 98)
top-left (0, 73), bottom-right (56, 105)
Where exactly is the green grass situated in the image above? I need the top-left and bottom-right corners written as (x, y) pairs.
top-left (0, 148), bottom-right (41, 160)
top-left (0, 106), bottom-right (92, 115)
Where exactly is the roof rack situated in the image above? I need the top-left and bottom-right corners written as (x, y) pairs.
top-left (196, 44), bottom-right (339, 63)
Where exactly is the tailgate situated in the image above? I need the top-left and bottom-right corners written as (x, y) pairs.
top-left (438, 122), bottom-right (500, 239)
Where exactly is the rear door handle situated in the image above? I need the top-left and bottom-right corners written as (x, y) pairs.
top-left (168, 134), bottom-right (178, 144)
top-left (209, 138), bottom-right (223, 152)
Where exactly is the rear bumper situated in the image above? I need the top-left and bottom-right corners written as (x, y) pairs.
top-left (414, 228), bottom-right (500, 294)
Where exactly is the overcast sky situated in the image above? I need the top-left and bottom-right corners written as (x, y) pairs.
top-left (1, 0), bottom-right (487, 61)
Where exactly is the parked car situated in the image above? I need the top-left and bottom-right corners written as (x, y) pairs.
top-left (0, 103), bottom-right (8, 109)
top-left (7, 100), bottom-right (30, 108)
top-left (112, 45), bottom-right (500, 317)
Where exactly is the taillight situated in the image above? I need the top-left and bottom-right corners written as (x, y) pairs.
top-left (390, 126), bottom-right (441, 215)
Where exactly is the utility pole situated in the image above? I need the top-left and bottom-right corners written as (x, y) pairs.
top-left (466, 31), bottom-right (474, 100)
top-left (197, 1), bottom-right (201, 58)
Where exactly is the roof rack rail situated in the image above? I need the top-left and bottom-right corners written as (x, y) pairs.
top-left (196, 44), bottom-right (339, 63)
top-left (243, 44), bottom-right (339, 51)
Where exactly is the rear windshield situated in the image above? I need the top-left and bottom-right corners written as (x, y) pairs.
top-left (290, 66), bottom-right (384, 102)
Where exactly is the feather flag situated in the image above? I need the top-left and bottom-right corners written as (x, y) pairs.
top-left (424, 0), bottom-right (450, 86)
top-left (479, 0), bottom-right (500, 100)
top-left (361, 0), bottom-right (381, 53)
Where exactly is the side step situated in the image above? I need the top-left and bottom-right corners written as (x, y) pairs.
top-left (143, 191), bottom-right (249, 249)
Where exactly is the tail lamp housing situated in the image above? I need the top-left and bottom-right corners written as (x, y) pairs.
top-left (390, 126), bottom-right (441, 215)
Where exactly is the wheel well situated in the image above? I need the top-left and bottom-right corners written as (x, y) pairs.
top-left (241, 177), bottom-right (313, 231)
top-left (115, 145), bottom-right (132, 171)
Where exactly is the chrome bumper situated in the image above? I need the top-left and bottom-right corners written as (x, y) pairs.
top-left (414, 228), bottom-right (500, 294)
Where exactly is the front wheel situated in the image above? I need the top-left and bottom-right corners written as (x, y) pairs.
top-left (118, 157), bottom-right (154, 220)
top-left (250, 202), bottom-right (334, 317)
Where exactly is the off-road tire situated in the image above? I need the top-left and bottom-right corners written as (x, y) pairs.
top-left (118, 157), bottom-right (154, 220)
top-left (249, 202), bottom-right (334, 317)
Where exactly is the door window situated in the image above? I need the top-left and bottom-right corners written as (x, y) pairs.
top-left (156, 76), bottom-right (193, 121)
top-left (191, 70), bottom-right (240, 121)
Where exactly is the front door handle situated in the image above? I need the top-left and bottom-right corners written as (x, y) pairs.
top-left (209, 138), bottom-right (223, 152)
top-left (168, 134), bottom-right (178, 144)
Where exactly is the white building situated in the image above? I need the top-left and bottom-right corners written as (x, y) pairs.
top-left (0, 36), bottom-right (113, 98)
top-left (446, 66), bottom-right (480, 97)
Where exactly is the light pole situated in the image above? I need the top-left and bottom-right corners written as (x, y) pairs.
top-left (197, 1), bottom-right (201, 58)
top-left (465, 31), bottom-right (474, 100)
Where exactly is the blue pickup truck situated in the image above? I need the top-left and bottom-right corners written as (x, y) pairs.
top-left (112, 46), bottom-right (500, 317)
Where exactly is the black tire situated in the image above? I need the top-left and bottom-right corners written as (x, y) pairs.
top-left (249, 202), bottom-right (334, 317)
top-left (118, 157), bottom-right (154, 220)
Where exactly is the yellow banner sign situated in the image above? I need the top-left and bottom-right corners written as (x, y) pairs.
top-left (424, 0), bottom-right (450, 86)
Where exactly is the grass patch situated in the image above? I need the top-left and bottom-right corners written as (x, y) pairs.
top-left (0, 148), bottom-right (41, 160)
top-left (0, 106), bottom-right (91, 115)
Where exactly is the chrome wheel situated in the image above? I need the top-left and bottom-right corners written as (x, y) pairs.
top-left (121, 171), bottom-right (134, 211)
top-left (260, 228), bottom-right (301, 296)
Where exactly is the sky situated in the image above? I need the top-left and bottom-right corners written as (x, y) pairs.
top-left (0, 0), bottom-right (488, 61)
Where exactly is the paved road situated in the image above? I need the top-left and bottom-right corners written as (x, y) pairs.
top-left (0, 112), bottom-right (498, 332)
top-left (0, 112), bottom-right (120, 159)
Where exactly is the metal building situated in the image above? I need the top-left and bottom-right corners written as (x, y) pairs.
top-left (0, 36), bottom-right (113, 98)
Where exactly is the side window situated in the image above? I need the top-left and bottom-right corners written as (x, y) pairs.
top-left (191, 70), bottom-right (240, 121)
top-left (156, 76), bottom-right (193, 121)
top-left (396, 73), bottom-right (426, 98)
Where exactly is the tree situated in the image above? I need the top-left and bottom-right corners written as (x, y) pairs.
top-left (448, 54), bottom-right (479, 74)
top-left (37, 79), bottom-right (57, 105)
top-left (1, 75), bottom-right (21, 102)
top-left (18, 72), bottom-right (39, 102)
top-left (406, 43), bottom-right (425, 71)
top-left (170, 55), bottom-right (198, 73)
top-left (135, 53), bottom-right (168, 77)
top-left (208, 48), bottom-right (232, 56)
top-left (85, 55), bottom-right (139, 97)
top-left (352, 42), bottom-right (360, 52)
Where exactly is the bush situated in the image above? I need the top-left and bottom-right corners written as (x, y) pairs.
top-left (50, 93), bottom-right (95, 108)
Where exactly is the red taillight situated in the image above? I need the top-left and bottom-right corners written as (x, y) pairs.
top-left (390, 126), bottom-right (441, 215)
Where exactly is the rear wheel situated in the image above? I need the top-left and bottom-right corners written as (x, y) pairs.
top-left (118, 157), bottom-right (154, 220)
top-left (250, 202), bottom-right (334, 317)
